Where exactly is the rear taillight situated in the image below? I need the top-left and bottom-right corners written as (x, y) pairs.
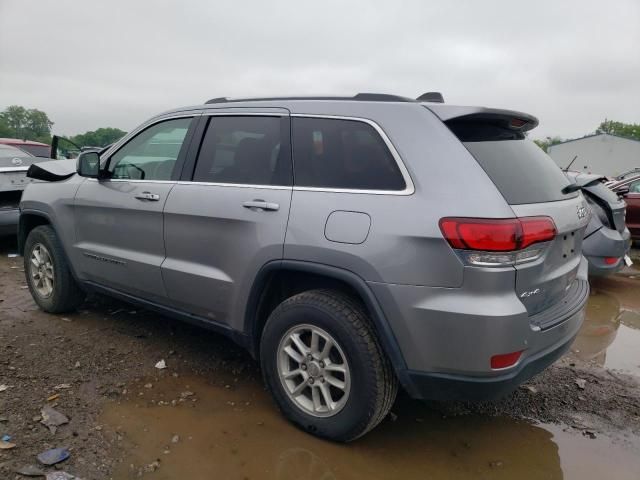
top-left (604, 257), bottom-right (619, 265)
top-left (439, 216), bottom-right (556, 267)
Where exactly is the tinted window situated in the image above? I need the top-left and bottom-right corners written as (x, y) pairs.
top-left (448, 119), bottom-right (574, 204)
top-left (16, 144), bottom-right (50, 158)
top-left (109, 117), bottom-right (192, 180)
top-left (292, 117), bottom-right (406, 190)
top-left (193, 116), bottom-right (290, 186)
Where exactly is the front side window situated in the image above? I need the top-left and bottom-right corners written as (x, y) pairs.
top-left (291, 117), bottom-right (406, 191)
top-left (629, 180), bottom-right (640, 193)
top-left (193, 116), bottom-right (290, 186)
top-left (109, 117), bottom-right (192, 180)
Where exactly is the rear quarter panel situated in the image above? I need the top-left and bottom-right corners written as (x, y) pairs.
top-left (284, 103), bottom-right (515, 287)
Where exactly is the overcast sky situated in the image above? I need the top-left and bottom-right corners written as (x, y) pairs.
top-left (1, 0), bottom-right (638, 139)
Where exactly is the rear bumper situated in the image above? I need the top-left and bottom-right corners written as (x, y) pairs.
top-left (584, 226), bottom-right (632, 276)
top-left (0, 207), bottom-right (19, 236)
top-left (369, 258), bottom-right (589, 401)
top-left (404, 318), bottom-right (579, 401)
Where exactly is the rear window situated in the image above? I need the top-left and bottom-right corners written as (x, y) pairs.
top-left (15, 144), bottom-right (50, 158)
top-left (448, 120), bottom-right (575, 204)
top-left (292, 117), bottom-right (406, 191)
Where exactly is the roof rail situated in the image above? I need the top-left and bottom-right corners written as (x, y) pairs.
top-left (353, 93), bottom-right (414, 102)
top-left (416, 92), bottom-right (444, 103)
top-left (204, 93), bottom-right (415, 104)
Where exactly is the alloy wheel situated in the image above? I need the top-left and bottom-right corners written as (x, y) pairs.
top-left (29, 243), bottom-right (55, 298)
top-left (277, 324), bottom-right (351, 417)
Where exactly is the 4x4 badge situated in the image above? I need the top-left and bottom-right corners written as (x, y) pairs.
top-left (576, 204), bottom-right (588, 219)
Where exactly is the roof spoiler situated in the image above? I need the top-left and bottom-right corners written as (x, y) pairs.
top-left (416, 92), bottom-right (444, 103)
top-left (426, 105), bottom-right (539, 132)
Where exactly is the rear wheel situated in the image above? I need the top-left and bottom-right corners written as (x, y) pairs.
top-left (260, 289), bottom-right (398, 441)
top-left (24, 225), bottom-right (85, 313)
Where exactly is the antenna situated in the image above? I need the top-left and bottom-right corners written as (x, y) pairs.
top-left (563, 155), bottom-right (578, 172)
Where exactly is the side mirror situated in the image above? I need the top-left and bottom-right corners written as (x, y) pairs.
top-left (76, 151), bottom-right (101, 178)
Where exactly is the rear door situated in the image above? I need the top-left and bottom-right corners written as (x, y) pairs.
top-left (73, 115), bottom-right (198, 302)
top-left (161, 110), bottom-right (292, 327)
top-left (446, 114), bottom-right (590, 316)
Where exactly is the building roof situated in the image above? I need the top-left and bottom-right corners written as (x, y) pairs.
top-left (548, 132), bottom-right (640, 149)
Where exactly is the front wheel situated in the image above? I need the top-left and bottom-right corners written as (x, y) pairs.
top-left (260, 289), bottom-right (398, 441)
top-left (24, 225), bottom-right (85, 313)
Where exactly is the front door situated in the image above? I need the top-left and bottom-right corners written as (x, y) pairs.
top-left (161, 111), bottom-right (292, 328)
top-left (72, 116), bottom-right (198, 302)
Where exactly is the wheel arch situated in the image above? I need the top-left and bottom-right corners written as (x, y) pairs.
top-left (244, 260), bottom-right (415, 393)
top-left (18, 210), bottom-right (53, 256)
top-left (18, 209), bottom-right (82, 285)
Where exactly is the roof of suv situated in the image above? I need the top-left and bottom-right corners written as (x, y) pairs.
top-left (156, 93), bottom-right (539, 132)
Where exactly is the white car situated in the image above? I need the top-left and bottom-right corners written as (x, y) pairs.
top-left (0, 144), bottom-right (39, 235)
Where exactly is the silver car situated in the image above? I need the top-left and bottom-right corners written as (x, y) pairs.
top-left (565, 172), bottom-right (632, 275)
top-left (18, 93), bottom-right (590, 441)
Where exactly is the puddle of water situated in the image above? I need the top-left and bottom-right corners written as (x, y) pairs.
top-left (571, 277), bottom-right (640, 377)
top-left (102, 375), bottom-right (640, 480)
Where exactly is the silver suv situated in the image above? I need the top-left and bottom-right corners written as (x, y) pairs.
top-left (19, 93), bottom-right (590, 441)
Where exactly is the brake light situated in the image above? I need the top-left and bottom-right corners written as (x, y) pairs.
top-left (439, 217), bottom-right (556, 252)
top-left (604, 257), bottom-right (619, 265)
top-left (439, 217), bottom-right (557, 267)
top-left (509, 118), bottom-right (528, 129)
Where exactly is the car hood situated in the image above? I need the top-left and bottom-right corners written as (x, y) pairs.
top-left (26, 159), bottom-right (76, 182)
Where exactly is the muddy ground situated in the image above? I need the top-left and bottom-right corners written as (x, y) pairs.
top-left (0, 237), bottom-right (639, 479)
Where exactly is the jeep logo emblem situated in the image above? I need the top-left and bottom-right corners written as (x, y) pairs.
top-left (576, 205), bottom-right (588, 219)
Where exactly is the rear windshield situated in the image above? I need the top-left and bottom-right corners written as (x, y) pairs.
top-left (16, 144), bottom-right (50, 158)
top-left (448, 120), bottom-right (575, 205)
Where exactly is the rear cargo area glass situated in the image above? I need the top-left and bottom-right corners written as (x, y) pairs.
top-left (447, 120), bottom-right (575, 205)
top-left (463, 140), bottom-right (574, 205)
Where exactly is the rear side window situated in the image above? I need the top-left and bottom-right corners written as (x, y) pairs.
top-left (448, 119), bottom-right (575, 205)
top-left (292, 117), bottom-right (406, 191)
top-left (193, 116), bottom-right (291, 186)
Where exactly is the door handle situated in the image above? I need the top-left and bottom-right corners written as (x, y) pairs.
top-left (134, 192), bottom-right (160, 201)
top-left (243, 200), bottom-right (280, 211)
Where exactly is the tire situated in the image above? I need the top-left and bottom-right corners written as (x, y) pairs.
top-left (24, 225), bottom-right (85, 313)
top-left (260, 289), bottom-right (398, 441)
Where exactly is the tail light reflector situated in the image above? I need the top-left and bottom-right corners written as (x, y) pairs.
top-left (604, 257), bottom-right (619, 265)
top-left (491, 350), bottom-right (524, 369)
